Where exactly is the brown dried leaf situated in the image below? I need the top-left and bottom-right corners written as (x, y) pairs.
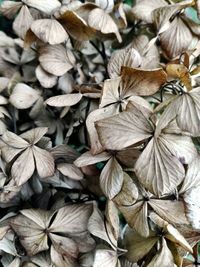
top-left (31, 19), bottom-right (68, 45)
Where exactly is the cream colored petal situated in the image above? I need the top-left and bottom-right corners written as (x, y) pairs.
top-left (22, 0), bottom-right (61, 15)
top-left (57, 163), bottom-right (83, 180)
top-left (35, 65), bottom-right (57, 89)
top-left (46, 93), bottom-right (82, 107)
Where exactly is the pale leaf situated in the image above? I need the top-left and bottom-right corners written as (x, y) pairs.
top-left (100, 157), bottom-right (123, 199)
top-left (35, 65), bottom-right (57, 89)
top-left (74, 151), bottom-right (111, 167)
top-left (57, 163), bottom-right (83, 180)
top-left (93, 249), bottom-right (118, 267)
top-left (31, 19), bottom-right (68, 45)
top-left (9, 83), bottom-right (40, 109)
top-left (46, 93), bottom-right (82, 107)
top-left (22, 0), bottom-right (61, 15)
top-left (39, 45), bottom-right (75, 76)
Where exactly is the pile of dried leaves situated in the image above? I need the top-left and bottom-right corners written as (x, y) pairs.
top-left (0, 0), bottom-right (200, 266)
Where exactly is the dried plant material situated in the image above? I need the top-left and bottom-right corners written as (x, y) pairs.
top-left (22, 0), bottom-right (61, 15)
top-left (88, 8), bottom-right (122, 42)
top-left (46, 93), bottom-right (82, 107)
top-left (31, 19), bottom-right (68, 45)
top-left (0, 1), bottom-right (22, 19)
top-left (107, 48), bottom-right (142, 78)
top-left (0, 128), bottom-right (55, 185)
top-left (93, 249), bottom-right (119, 267)
top-left (9, 83), bottom-right (41, 109)
top-left (39, 45), bottom-right (75, 76)
top-left (13, 5), bottom-right (34, 39)
top-left (35, 66), bottom-right (58, 89)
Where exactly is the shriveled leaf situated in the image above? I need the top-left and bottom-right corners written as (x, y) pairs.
top-left (31, 19), bottom-right (68, 45)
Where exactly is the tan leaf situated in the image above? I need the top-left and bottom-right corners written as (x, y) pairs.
top-left (124, 227), bottom-right (158, 262)
top-left (121, 67), bottom-right (167, 96)
top-left (100, 157), bottom-right (123, 199)
top-left (50, 245), bottom-right (76, 267)
top-left (20, 127), bottom-right (48, 144)
top-left (58, 10), bottom-right (96, 41)
top-left (119, 201), bottom-right (149, 237)
top-left (74, 151), bottom-right (110, 167)
top-left (57, 163), bottom-right (83, 180)
top-left (132, 0), bottom-right (167, 24)
top-left (165, 224), bottom-right (193, 253)
top-left (49, 233), bottom-right (78, 258)
top-left (134, 138), bottom-right (185, 196)
top-left (35, 65), bottom-right (57, 89)
top-left (149, 199), bottom-right (189, 225)
top-left (32, 146), bottom-right (55, 178)
top-left (9, 83), bottom-right (41, 109)
top-left (107, 48), bottom-right (142, 78)
top-left (22, 0), bottom-right (61, 15)
top-left (31, 19), bottom-right (68, 45)
top-left (39, 45), bottom-right (75, 76)
top-left (88, 204), bottom-right (117, 248)
top-left (49, 204), bottom-right (92, 234)
top-left (96, 108), bottom-right (154, 150)
top-left (88, 8), bottom-right (121, 42)
top-left (113, 172), bottom-right (138, 206)
top-left (105, 201), bottom-right (119, 241)
top-left (13, 5), bottom-right (34, 39)
top-left (11, 147), bottom-right (35, 186)
top-left (146, 238), bottom-right (175, 267)
top-left (93, 249), bottom-right (118, 267)
top-left (46, 93), bottom-right (82, 107)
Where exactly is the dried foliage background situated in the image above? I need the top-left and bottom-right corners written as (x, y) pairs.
top-left (0, 0), bottom-right (200, 266)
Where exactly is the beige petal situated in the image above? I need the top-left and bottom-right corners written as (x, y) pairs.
top-left (146, 238), bottom-right (175, 267)
top-left (13, 5), bottom-right (34, 39)
top-left (39, 44), bottom-right (75, 76)
top-left (113, 172), bottom-right (138, 206)
top-left (10, 212), bottom-right (49, 256)
top-left (180, 156), bottom-right (200, 193)
top-left (135, 138), bottom-right (185, 196)
top-left (74, 151), bottom-right (111, 167)
top-left (57, 163), bottom-right (83, 180)
top-left (31, 19), bottom-right (68, 45)
top-left (107, 48), bottom-right (142, 78)
top-left (0, 1), bottom-right (22, 19)
top-left (49, 233), bottom-right (78, 258)
top-left (165, 224), bottom-right (193, 253)
top-left (32, 146), bottom-right (55, 178)
top-left (9, 83), bottom-right (41, 109)
top-left (105, 201), bottom-right (119, 241)
top-left (0, 130), bottom-right (29, 152)
top-left (86, 105), bottom-right (118, 154)
top-left (100, 157), bottom-right (123, 199)
top-left (58, 10), bottom-right (96, 41)
top-left (50, 245), bottom-right (76, 267)
top-left (35, 65), bottom-right (57, 89)
top-left (88, 8), bottom-right (121, 42)
top-left (88, 204), bottom-right (117, 248)
top-left (119, 201), bottom-right (149, 237)
top-left (11, 147), bottom-right (35, 186)
top-left (22, 0), bottom-right (61, 15)
top-left (95, 0), bottom-right (114, 12)
top-left (132, 0), bottom-right (167, 24)
top-left (121, 67), bottom-right (167, 97)
top-left (149, 199), bottom-right (189, 225)
top-left (49, 204), bottom-right (92, 234)
top-left (99, 77), bottom-right (121, 108)
top-left (96, 108), bottom-right (154, 150)
top-left (46, 93), bottom-right (82, 107)
top-left (93, 249), bottom-right (118, 267)
top-left (20, 127), bottom-right (48, 144)
top-left (124, 227), bottom-right (158, 262)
